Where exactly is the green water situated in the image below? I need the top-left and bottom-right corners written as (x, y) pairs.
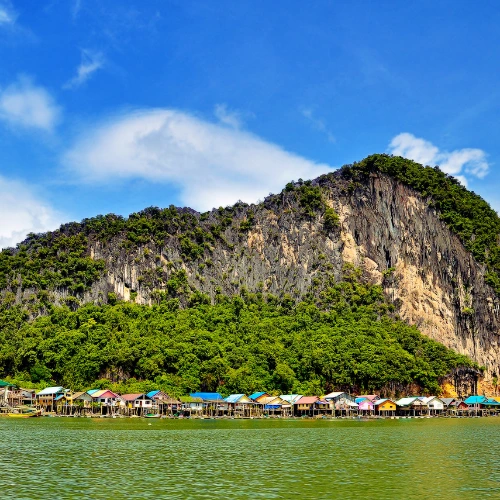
top-left (0, 417), bottom-right (499, 499)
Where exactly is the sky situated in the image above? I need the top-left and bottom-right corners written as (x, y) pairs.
top-left (1, 1), bottom-right (499, 248)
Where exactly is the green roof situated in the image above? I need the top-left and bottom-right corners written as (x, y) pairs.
top-left (0, 380), bottom-right (15, 387)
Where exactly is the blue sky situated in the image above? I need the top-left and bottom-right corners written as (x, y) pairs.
top-left (0, 1), bottom-right (499, 247)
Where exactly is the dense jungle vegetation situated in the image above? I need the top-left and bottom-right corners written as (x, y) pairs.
top-left (0, 154), bottom-right (494, 395)
top-left (0, 266), bottom-right (475, 396)
top-left (343, 154), bottom-right (500, 294)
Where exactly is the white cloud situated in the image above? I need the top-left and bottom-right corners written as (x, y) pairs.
top-left (0, 1), bottom-right (17, 26)
top-left (0, 76), bottom-right (61, 131)
top-left (388, 133), bottom-right (489, 185)
top-left (214, 104), bottom-right (244, 129)
top-left (0, 175), bottom-right (63, 249)
top-left (64, 49), bottom-right (104, 89)
top-left (64, 108), bottom-right (332, 210)
top-left (301, 107), bottom-right (335, 143)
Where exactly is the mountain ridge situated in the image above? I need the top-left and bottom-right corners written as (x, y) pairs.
top-left (1, 154), bottom-right (499, 389)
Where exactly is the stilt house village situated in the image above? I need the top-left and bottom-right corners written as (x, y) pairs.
top-left (1, 380), bottom-right (499, 418)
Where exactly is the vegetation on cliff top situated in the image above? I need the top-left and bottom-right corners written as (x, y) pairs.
top-left (2, 154), bottom-right (499, 299)
top-left (343, 154), bottom-right (500, 294)
top-left (0, 266), bottom-right (475, 396)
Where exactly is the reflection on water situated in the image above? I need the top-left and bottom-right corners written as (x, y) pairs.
top-left (0, 418), bottom-right (499, 499)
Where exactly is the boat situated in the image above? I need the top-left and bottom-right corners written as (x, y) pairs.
top-left (7, 407), bottom-right (42, 418)
top-left (144, 413), bottom-right (161, 418)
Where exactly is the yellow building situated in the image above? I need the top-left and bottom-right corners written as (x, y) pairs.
top-left (374, 398), bottom-right (397, 415)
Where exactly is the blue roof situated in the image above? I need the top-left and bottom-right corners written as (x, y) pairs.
top-left (36, 386), bottom-right (65, 396)
top-left (249, 392), bottom-right (266, 400)
top-left (225, 394), bottom-right (247, 403)
top-left (485, 399), bottom-right (500, 406)
top-left (146, 390), bottom-right (160, 398)
top-left (355, 397), bottom-right (367, 404)
top-left (190, 392), bottom-right (224, 401)
top-left (464, 395), bottom-right (487, 404)
top-left (87, 389), bottom-right (99, 395)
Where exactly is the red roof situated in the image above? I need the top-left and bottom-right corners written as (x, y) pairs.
top-left (297, 396), bottom-right (319, 404)
top-left (121, 393), bottom-right (144, 401)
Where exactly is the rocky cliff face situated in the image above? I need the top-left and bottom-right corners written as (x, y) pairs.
top-left (6, 170), bottom-right (500, 377)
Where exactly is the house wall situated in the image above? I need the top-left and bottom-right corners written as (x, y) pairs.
top-left (428, 400), bottom-right (445, 410)
top-left (379, 402), bottom-right (396, 411)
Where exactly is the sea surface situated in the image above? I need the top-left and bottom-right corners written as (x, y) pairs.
top-left (0, 416), bottom-right (499, 499)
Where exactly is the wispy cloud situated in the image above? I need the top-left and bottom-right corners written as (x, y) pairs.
top-left (71, 0), bottom-right (82, 20)
top-left (214, 104), bottom-right (244, 129)
top-left (0, 174), bottom-right (63, 249)
top-left (0, 76), bottom-right (61, 131)
top-left (301, 107), bottom-right (335, 143)
top-left (388, 133), bottom-right (489, 186)
top-left (0, 0), bottom-right (17, 26)
top-left (63, 49), bottom-right (104, 89)
top-left (63, 108), bottom-right (332, 210)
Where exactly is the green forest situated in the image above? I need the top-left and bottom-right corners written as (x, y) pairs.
top-left (0, 154), bottom-right (495, 396)
top-left (0, 266), bottom-right (475, 397)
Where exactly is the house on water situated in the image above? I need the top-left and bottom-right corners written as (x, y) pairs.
top-left (373, 399), bottom-right (397, 416)
top-left (180, 396), bottom-right (204, 416)
top-left (396, 397), bottom-right (429, 416)
top-left (225, 394), bottom-right (255, 417)
top-left (147, 390), bottom-right (181, 415)
top-left (120, 394), bottom-right (154, 415)
top-left (36, 387), bottom-right (67, 411)
top-left (190, 393), bottom-right (226, 416)
top-left (421, 396), bottom-right (445, 415)
top-left (358, 399), bottom-right (375, 415)
top-left (88, 389), bottom-right (120, 414)
top-left (324, 392), bottom-right (357, 415)
top-left (295, 396), bottom-right (319, 416)
top-left (249, 392), bottom-right (271, 403)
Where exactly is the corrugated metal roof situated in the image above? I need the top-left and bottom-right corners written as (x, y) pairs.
top-left (249, 392), bottom-right (267, 400)
top-left (357, 395), bottom-right (379, 401)
top-left (121, 393), bottom-right (146, 401)
top-left (280, 394), bottom-right (303, 404)
top-left (190, 392), bottom-right (224, 401)
top-left (323, 391), bottom-right (346, 400)
top-left (396, 397), bottom-right (419, 406)
top-left (71, 392), bottom-right (91, 400)
top-left (440, 398), bottom-right (455, 406)
top-left (373, 398), bottom-right (396, 406)
top-left (225, 394), bottom-right (251, 403)
top-left (420, 396), bottom-right (441, 404)
top-left (91, 389), bottom-right (119, 399)
top-left (87, 389), bottom-right (99, 395)
top-left (36, 386), bottom-right (65, 396)
top-left (146, 390), bottom-right (160, 398)
top-left (464, 395), bottom-right (487, 404)
top-left (296, 396), bottom-right (319, 405)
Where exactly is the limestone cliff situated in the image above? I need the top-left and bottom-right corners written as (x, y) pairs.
top-left (3, 158), bottom-right (500, 379)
